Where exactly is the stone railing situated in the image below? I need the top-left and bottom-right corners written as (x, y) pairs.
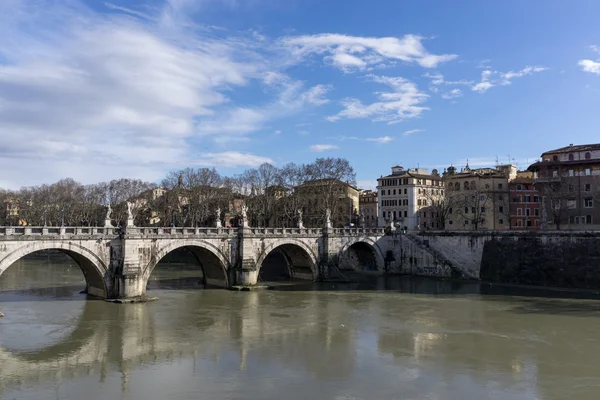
top-left (0, 225), bottom-right (387, 238)
top-left (249, 227), bottom-right (323, 236)
top-left (0, 226), bottom-right (120, 236)
top-left (125, 227), bottom-right (237, 236)
top-left (330, 227), bottom-right (386, 236)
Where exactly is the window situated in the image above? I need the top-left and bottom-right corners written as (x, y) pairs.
top-left (404, 211), bottom-right (407, 218)
top-left (455, 182), bottom-right (460, 191)
top-left (513, 196), bottom-right (520, 203)
top-left (480, 195), bottom-right (485, 201)
top-left (423, 200), bottom-right (428, 206)
top-left (587, 215), bottom-right (592, 224)
top-left (534, 209), bottom-right (540, 216)
top-left (569, 153), bottom-right (574, 161)
top-left (449, 207), bottom-right (453, 214)
top-left (498, 183), bottom-right (503, 189)
top-left (585, 184), bottom-right (591, 192)
top-left (553, 155), bottom-right (558, 161)
top-left (499, 195), bottom-right (504, 201)
top-left (517, 208), bottom-right (522, 216)
top-left (418, 188), bottom-right (422, 194)
top-left (568, 169), bottom-right (574, 177)
top-left (525, 195), bottom-right (531, 203)
top-left (534, 196), bottom-right (539, 203)
top-left (471, 207), bottom-right (476, 214)
top-left (388, 190), bottom-right (391, 195)
top-left (404, 188), bottom-right (407, 194)
top-left (464, 181), bottom-right (469, 190)
top-left (485, 184), bottom-right (490, 189)
top-left (517, 220), bottom-right (522, 227)
top-left (417, 179), bottom-right (422, 184)
top-left (527, 220), bottom-right (532, 227)
top-left (585, 168), bottom-right (591, 176)
top-left (526, 208), bottom-right (530, 216)
top-left (584, 198), bottom-right (593, 208)
top-left (380, 190), bottom-right (385, 196)
top-left (393, 189), bottom-right (396, 195)
top-left (449, 220), bottom-right (453, 225)
top-left (585, 152), bottom-right (591, 160)
top-left (464, 220), bottom-right (469, 225)
top-left (393, 211), bottom-right (396, 219)
top-left (481, 207), bottom-right (486, 213)
top-left (499, 218), bottom-right (504, 224)
top-left (417, 199), bottom-right (422, 206)
top-left (517, 184), bottom-right (522, 190)
top-left (471, 181), bottom-right (476, 189)
top-left (499, 206), bottom-right (504, 213)
top-left (465, 206), bottom-right (469, 214)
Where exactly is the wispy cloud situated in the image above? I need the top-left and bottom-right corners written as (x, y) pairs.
top-left (310, 144), bottom-right (339, 152)
top-left (403, 129), bottom-right (424, 136)
top-left (472, 66), bottom-right (547, 93)
top-left (365, 136), bottom-right (394, 144)
top-left (194, 152), bottom-right (274, 167)
top-left (280, 33), bottom-right (457, 72)
top-left (441, 88), bottom-right (463, 99)
top-left (327, 75), bottom-right (429, 124)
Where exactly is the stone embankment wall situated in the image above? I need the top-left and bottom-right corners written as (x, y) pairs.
top-left (479, 234), bottom-right (600, 289)
top-left (408, 231), bottom-right (600, 290)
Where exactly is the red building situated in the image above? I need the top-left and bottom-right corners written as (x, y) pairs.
top-left (509, 172), bottom-right (541, 230)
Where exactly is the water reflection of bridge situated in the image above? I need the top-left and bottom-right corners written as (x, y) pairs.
top-left (3, 283), bottom-right (600, 399)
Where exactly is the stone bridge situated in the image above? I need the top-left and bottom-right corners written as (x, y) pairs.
top-left (0, 225), bottom-right (389, 299)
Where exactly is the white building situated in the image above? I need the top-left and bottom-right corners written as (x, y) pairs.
top-left (376, 166), bottom-right (444, 230)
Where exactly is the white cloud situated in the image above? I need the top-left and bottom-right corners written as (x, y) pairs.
top-left (441, 88), bottom-right (463, 99)
top-left (298, 130), bottom-right (310, 135)
top-left (274, 130), bottom-right (282, 135)
top-left (403, 128), bottom-right (424, 136)
top-left (280, 33), bottom-right (457, 72)
top-left (423, 72), bottom-right (445, 85)
top-left (193, 152), bottom-right (273, 167)
top-left (327, 75), bottom-right (429, 124)
top-left (590, 45), bottom-right (600, 54)
top-left (472, 66), bottom-right (547, 93)
top-left (365, 136), bottom-right (394, 144)
top-left (0, 0), bottom-right (274, 187)
top-left (310, 144), bottom-right (339, 152)
top-left (579, 59), bottom-right (600, 75)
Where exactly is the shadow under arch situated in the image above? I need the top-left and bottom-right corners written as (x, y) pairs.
top-left (0, 299), bottom-right (108, 364)
top-left (0, 242), bottom-right (109, 298)
top-left (257, 240), bottom-right (317, 281)
top-left (145, 240), bottom-right (230, 288)
top-left (339, 239), bottom-right (385, 272)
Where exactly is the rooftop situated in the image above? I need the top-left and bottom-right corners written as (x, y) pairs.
top-left (542, 143), bottom-right (600, 155)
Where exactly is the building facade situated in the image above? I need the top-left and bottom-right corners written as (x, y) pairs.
top-left (295, 179), bottom-right (360, 228)
top-left (376, 166), bottom-right (444, 230)
top-left (528, 143), bottom-right (600, 230)
top-left (442, 164), bottom-right (514, 231)
top-left (509, 171), bottom-right (541, 230)
top-left (359, 190), bottom-right (378, 228)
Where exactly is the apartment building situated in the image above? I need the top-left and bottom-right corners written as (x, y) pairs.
top-left (376, 166), bottom-right (444, 230)
top-left (528, 143), bottom-right (600, 230)
top-left (509, 171), bottom-right (541, 230)
top-left (442, 164), bottom-right (515, 230)
top-left (359, 190), bottom-right (378, 228)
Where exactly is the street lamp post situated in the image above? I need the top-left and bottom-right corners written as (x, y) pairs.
top-left (60, 209), bottom-right (64, 227)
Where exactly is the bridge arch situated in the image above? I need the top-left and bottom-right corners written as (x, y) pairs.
top-left (145, 240), bottom-right (230, 288)
top-left (339, 238), bottom-right (385, 272)
top-left (0, 241), bottom-right (109, 298)
top-left (256, 239), bottom-right (318, 281)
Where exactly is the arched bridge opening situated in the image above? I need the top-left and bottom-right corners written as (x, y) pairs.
top-left (0, 245), bottom-right (108, 299)
top-left (340, 241), bottom-right (382, 272)
top-left (146, 243), bottom-right (229, 290)
top-left (258, 243), bottom-right (316, 282)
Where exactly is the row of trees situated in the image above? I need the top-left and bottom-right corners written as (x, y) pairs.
top-left (0, 158), bottom-right (357, 228)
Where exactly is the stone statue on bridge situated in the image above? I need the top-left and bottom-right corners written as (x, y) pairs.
top-left (241, 204), bottom-right (249, 228)
top-left (297, 209), bottom-right (304, 229)
top-left (359, 213), bottom-right (365, 228)
top-left (325, 208), bottom-right (332, 229)
top-left (104, 205), bottom-right (113, 228)
top-left (215, 207), bottom-right (222, 228)
top-left (126, 202), bottom-right (134, 227)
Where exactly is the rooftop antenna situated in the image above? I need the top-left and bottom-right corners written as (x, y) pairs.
top-left (495, 155), bottom-right (499, 166)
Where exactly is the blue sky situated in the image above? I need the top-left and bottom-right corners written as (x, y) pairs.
top-left (1, 0), bottom-right (600, 190)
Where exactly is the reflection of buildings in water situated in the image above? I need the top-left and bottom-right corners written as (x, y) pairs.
top-left (230, 291), bottom-right (358, 381)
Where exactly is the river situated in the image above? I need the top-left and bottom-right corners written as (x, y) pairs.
top-left (1, 251), bottom-right (600, 400)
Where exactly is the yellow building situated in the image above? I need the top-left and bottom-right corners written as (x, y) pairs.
top-left (295, 179), bottom-right (360, 227)
top-left (442, 164), bottom-right (515, 230)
